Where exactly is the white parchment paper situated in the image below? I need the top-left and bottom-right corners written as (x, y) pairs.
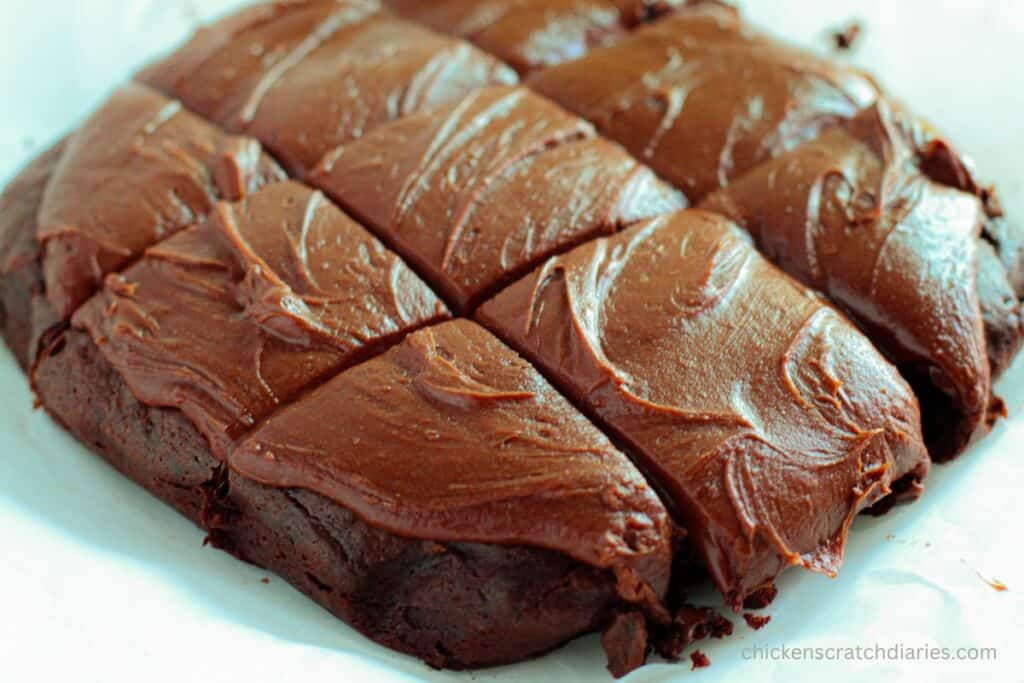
top-left (1, 2), bottom-right (1021, 682)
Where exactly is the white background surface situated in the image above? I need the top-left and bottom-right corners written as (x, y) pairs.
top-left (1, 1), bottom-right (1022, 682)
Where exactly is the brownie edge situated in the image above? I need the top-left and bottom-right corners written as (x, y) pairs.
top-left (32, 328), bottom-right (635, 669)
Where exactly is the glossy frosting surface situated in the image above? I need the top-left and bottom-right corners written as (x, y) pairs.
top-left (479, 211), bottom-right (930, 605)
top-left (73, 181), bottom-right (448, 456)
top-left (701, 102), bottom-right (998, 458)
top-left (140, 1), bottom-right (516, 177)
top-left (139, 0), bottom-right (386, 127)
top-left (312, 85), bottom-right (685, 311)
top-left (36, 83), bottom-right (284, 319)
top-left (386, 0), bottom-right (685, 74)
top-left (231, 318), bottom-right (674, 604)
top-left (527, 3), bottom-right (879, 199)
top-left (0, 139), bottom-right (66, 276)
top-left (22, 0), bottom-right (1019, 646)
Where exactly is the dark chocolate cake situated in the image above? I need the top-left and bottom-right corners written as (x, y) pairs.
top-left (2, 0), bottom-right (1019, 677)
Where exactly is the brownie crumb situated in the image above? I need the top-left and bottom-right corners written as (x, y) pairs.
top-left (832, 21), bottom-right (862, 50)
top-left (602, 610), bottom-right (650, 678)
top-left (743, 613), bottom-right (771, 630)
top-left (987, 396), bottom-right (1008, 427)
top-left (743, 584), bottom-right (778, 610)
top-left (261, 577), bottom-right (270, 584)
top-left (652, 604), bottom-right (733, 661)
top-left (690, 650), bottom-right (711, 670)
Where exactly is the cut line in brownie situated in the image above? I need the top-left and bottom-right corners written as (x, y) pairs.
top-left (526, 2), bottom-right (880, 200)
top-left (139, 1), bottom-right (518, 178)
top-left (230, 319), bottom-right (673, 609)
top-left (525, 4), bottom-right (1020, 459)
top-left (71, 180), bottom-right (449, 457)
top-left (138, 0), bottom-right (388, 127)
top-left (384, 0), bottom-right (687, 74)
top-left (701, 100), bottom-right (1020, 459)
top-left (32, 326), bottom-right (666, 671)
top-left (310, 85), bottom-right (686, 312)
top-left (479, 210), bottom-right (931, 608)
top-left (4, 0), bottom-right (1022, 677)
top-left (36, 82), bottom-right (285, 320)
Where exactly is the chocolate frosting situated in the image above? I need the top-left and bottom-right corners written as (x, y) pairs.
top-left (244, 17), bottom-right (518, 177)
top-left (36, 83), bottom-right (284, 319)
top-left (888, 106), bottom-right (1024, 376)
top-left (139, 2), bottom-right (517, 177)
top-left (527, 2), bottom-right (879, 199)
top-left (385, 0), bottom-right (685, 74)
top-left (73, 181), bottom-right (448, 456)
top-left (977, 239), bottom-right (1024, 378)
top-left (0, 139), bottom-right (66, 276)
top-left (478, 211), bottom-right (930, 606)
top-left (311, 85), bottom-right (686, 311)
top-left (983, 210), bottom-right (1024, 300)
top-left (701, 101), bottom-right (1000, 459)
top-left (139, 0), bottom-right (386, 127)
top-left (230, 318), bottom-right (674, 606)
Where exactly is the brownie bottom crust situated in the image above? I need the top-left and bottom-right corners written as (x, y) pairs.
top-left (33, 328), bottom-right (630, 670)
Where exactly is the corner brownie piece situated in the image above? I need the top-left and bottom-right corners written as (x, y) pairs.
top-left (70, 180), bottom-right (448, 456)
top-left (895, 109), bottom-right (1024, 378)
top-left (527, 2), bottom-right (879, 199)
top-left (385, 0), bottom-right (685, 74)
top-left (310, 85), bottom-right (685, 312)
top-left (701, 101), bottom-right (1017, 459)
top-left (139, 1), bottom-right (517, 177)
top-left (479, 210), bottom-right (930, 608)
top-left (36, 83), bottom-right (284, 319)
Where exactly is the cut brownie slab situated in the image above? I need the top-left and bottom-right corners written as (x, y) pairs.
top-left (231, 319), bottom-right (673, 612)
top-left (310, 85), bottom-right (685, 312)
top-left (385, 0), bottom-right (685, 74)
top-left (526, 2), bottom-right (1020, 458)
top-left (527, 2), bottom-right (879, 199)
top-left (479, 210), bottom-right (931, 608)
top-left (895, 110), bottom-right (1024, 378)
top-left (139, 1), bottom-right (517, 177)
top-left (138, 0), bottom-right (387, 127)
top-left (36, 83), bottom-right (284, 320)
top-left (70, 180), bottom-right (448, 456)
top-left (33, 323), bottom-right (670, 672)
top-left (701, 101), bottom-right (1019, 458)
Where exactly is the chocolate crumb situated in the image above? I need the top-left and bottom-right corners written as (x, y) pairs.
top-left (261, 577), bottom-right (270, 584)
top-left (743, 584), bottom-right (778, 610)
top-left (743, 613), bottom-right (771, 630)
top-left (602, 611), bottom-right (650, 678)
top-left (832, 21), bottom-right (862, 50)
top-left (653, 605), bottom-right (733, 661)
top-left (690, 650), bottom-right (711, 670)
